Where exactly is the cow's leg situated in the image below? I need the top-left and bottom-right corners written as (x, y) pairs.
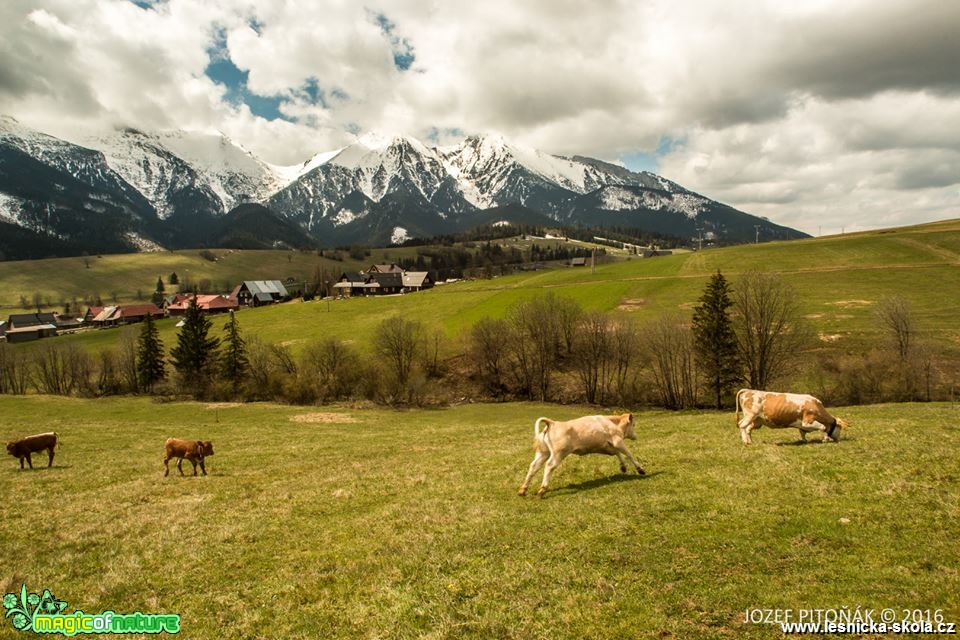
top-left (808, 421), bottom-right (832, 442)
top-left (47, 446), bottom-right (55, 467)
top-left (519, 450), bottom-right (548, 496)
top-left (614, 442), bottom-right (645, 475)
top-left (189, 457), bottom-right (198, 476)
top-left (177, 457), bottom-right (186, 476)
top-left (799, 429), bottom-right (808, 442)
top-left (19, 456), bottom-right (25, 470)
top-left (25, 452), bottom-right (33, 469)
top-left (198, 458), bottom-right (207, 476)
top-left (738, 413), bottom-right (756, 444)
top-left (537, 452), bottom-right (570, 497)
top-left (163, 455), bottom-right (171, 477)
top-left (615, 452), bottom-right (628, 473)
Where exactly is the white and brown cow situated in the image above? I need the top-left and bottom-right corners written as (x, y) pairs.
top-left (518, 413), bottom-right (644, 498)
top-left (735, 389), bottom-right (849, 444)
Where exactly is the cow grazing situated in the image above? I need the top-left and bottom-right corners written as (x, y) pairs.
top-left (518, 413), bottom-right (644, 498)
top-left (735, 389), bottom-right (849, 444)
top-left (163, 438), bottom-right (214, 477)
top-left (6, 432), bottom-right (59, 470)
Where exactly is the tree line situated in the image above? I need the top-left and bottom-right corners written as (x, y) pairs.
top-left (0, 271), bottom-right (945, 408)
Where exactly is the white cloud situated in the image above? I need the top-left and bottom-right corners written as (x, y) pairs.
top-left (0, 0), bottom-right (958, 232)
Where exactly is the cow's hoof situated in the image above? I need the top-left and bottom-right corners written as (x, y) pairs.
top-left (620, 466), bottom-right (627, 473)
top-left (536, 489), bottom-right (546, 499)
top-left (637, 468), bottom-right (646, 476)
top-left (517, 488), bottom-right (527, 497)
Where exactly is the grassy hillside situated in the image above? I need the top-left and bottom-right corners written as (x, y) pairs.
top-left (0, 247), bottom-right (423, 311)
top-left (10, 219), bottom-right (958, 364)
top-left (1, 396), bottom-right (957, 638)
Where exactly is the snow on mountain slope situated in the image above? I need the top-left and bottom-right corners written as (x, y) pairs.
top-left (154, 130), bottom-right (282, 208)
top-left (84, 129), bottom-right (222, 219)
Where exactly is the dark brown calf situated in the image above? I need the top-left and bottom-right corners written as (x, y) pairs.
top-left (163, 438), bottom-right (214, 477)
top-left (6, 432), bottom-right (59, 470)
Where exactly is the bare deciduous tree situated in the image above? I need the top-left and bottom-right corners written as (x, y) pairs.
top-left (0, 343), bottom-right (30, 394)
top-left (644, 315), bottom-right (699, 409)
top-left (733, 271), bottom-right (810, 390)
top-left (506, 295), bottom-right (563, 401)
top-left (32, 342), bottom-right (93, 396)
top-left (374, 317), bottom-right (423, 402)
top-left (572, 312), bottom-right (613, 404)
top-left (875, 296), bottom-right (915, 363)
top-left (469, 317), bottom-right (510, 396)
top-left (301, 337), bottom-right (360, 401)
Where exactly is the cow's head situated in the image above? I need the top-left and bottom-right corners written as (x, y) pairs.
top-left (828, 418), bottom-right (849, 441)
top-left (199, 441), bottom-right (214, 457)
top-left (5, 442), bottom-right (16, 456)
top-left (620, 413), bottom-right (636, 440)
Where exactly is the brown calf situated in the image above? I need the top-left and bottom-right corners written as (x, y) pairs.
top-left (519, 413), bottom-right (644, 498)
top-left (163, 438), bottom-right (214, 477)
top-left (6, 432), bottom-right (59, 470)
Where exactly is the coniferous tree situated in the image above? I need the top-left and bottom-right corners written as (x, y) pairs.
top-left (692, 270), bottom-right (739, 409)
top-left (156, 276), bottom-right (165, 294)
top-left (169, 272), bottom-right (179, 285)
top-left (220, 310), bottom-right (249, 390)
top-left (170, 294), bottom-right (220, 393)
top-left (136, 312), bottom-right (165, 391)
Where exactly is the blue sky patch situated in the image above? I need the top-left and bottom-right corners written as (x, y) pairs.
top-left (204, 29), bottom-right (290, 122)
top-left (621, 135), bottom-right (683, 173)
top-left (371, 12), bottom-right (416, 71)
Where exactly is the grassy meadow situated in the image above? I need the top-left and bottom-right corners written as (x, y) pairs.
top-left (1, 396), bottom-right (958, 638)
top-left (10, 219), bottom-right (960, 374)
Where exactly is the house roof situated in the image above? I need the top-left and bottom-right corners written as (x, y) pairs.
top-left (253, 292), bottom-right (274, 303)
top-left (85, 306), bottom-right (104, 319)
top-left (8, 313), bottom-right (57, 327)
top-left (366, 272), bottom-right (403, 288)
top-left (243, 280), bottom-right (289, 297)
top-left (339, 271), bottom-right (366, 284)
top-left (402, 272), bottom-right (431, 287)
top-left (167, 294), bottom-right (238, 312)
top-left (5, 324), bottom-right (57, 334)
top-left (92, 304), bottom-right (162, 322)
top-left (368, 263), bottom-right (403, 273)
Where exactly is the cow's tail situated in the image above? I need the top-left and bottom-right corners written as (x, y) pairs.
top-left (734, 389), bottom-right (747, 427)
top-left (534, 417), bottom-right (555, 457)
top-left (53, 432), bottom-right (60, 449)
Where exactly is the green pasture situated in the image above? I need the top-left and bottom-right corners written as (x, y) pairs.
top-left (4, 219), bottom-right (960, 363)
top-left (2, 396), bottom-right (958, 638)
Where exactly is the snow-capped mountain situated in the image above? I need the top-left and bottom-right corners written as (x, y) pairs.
top-left (0, 117), bottom-right (807, 259)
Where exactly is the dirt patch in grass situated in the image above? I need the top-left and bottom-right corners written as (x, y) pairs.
top-left (828, 299), bottom-right (874, 308)
top-left (819, 333), bottom-right (842, 342)
top-left (290, 412), bottom-right (358, 424)
top-left (206, 403), bottom-right (243, 409)
top-left (617, 298), bottom-right (646, 311)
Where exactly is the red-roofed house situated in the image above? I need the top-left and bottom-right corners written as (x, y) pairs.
top-left (90, 304), bottom-right (164, 327)
top-left (166, 294), bottom-right (239, 316)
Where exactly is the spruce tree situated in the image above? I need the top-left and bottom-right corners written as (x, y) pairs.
top-left (220, 310), bottom-right (249, 390)
top-left (136, 312), bottom-right (165, 391)
top-left (170, 294), bottom-right (220, 392)
top-left (156, 276), bottom-right (165, 294)
top-left (169, 272), bottom-right (179, 285)
top-left (692, 270), bottom-right (740, 409)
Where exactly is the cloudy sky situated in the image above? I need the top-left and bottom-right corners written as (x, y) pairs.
top-left (1, 0), bottom-right (958, 236)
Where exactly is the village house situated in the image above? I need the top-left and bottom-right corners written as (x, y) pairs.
top-left (166, 293), bottom-right (239, 316)
top-left (334, 265), bottom-right (433, 297)
top-left (230, 281), bottom-right (290, 306)
top-left (89, 304), bottom-right (164, 327)
top-left (401, 271), bottom-right (434, 292)
top-left (4, 313), bottom-right (59, 343)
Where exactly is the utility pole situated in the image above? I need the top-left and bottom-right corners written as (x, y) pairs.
top-left (754, 225), bottom-right (760, 244)
top-left (591, 247), bottom-right (595, 275)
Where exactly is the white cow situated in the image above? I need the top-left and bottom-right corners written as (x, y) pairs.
top-left (518, 413), bottom-right (644, 498)
top-left (735, 388), bottom-right (849, 444)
